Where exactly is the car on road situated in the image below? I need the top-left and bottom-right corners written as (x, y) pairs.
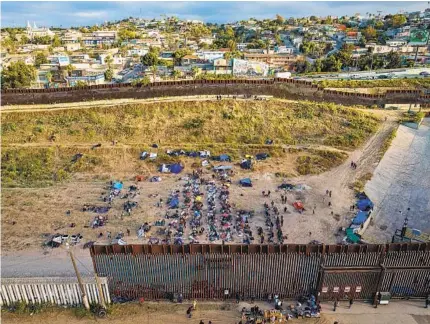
top-left (377, 75), bottom-right (389, 79)
top-left (419, 71), bottom-right (430, 77)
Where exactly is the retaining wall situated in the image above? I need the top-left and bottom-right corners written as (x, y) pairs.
top-left (2, 79), bottom-right (427, 106)
top-left (0, 277), bottom-right (110, 306)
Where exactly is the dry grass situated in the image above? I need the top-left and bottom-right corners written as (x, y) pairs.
top-left (1, 99), bottom-right (380, 187)
top-left (1, 99), bottom-right (379, 147)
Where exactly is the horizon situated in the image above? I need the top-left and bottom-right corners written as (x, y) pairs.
top-left (1, 1), bottom-right (427, 28)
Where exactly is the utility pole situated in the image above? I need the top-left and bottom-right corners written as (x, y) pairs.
top-left (67, 243), bottom-right (90, 310)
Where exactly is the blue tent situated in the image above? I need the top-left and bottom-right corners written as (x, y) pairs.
top-left (169, 197), bottom-right (179, 209)
top-left (352, 211), bottom-right (369, 225)
top-left (240, 160), bottom-right (252, 169)
top-left (219, 154), bottom-right (231, 162)
top-left (357, 198), bottom-right (373, 211)
top-left (112, 182), bottom-right (123, 190)
top-left (170, 163), bottom-right (183, 174)
top-left (240, 178), bottom-right (253, 187)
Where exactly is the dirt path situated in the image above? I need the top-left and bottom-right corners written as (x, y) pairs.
top-left (1, 95), bottom-right (274, 113)
top-left (2, 300), bottom-right (430, 324)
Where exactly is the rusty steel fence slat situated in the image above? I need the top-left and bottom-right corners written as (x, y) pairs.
top-left (91, 243), bottom-right (430, 302)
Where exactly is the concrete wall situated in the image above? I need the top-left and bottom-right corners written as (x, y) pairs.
top-left (2, 79), bottom-right (427, 106)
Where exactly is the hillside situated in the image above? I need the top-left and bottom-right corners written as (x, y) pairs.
top-left (1, 99), bottom-right (380, 187)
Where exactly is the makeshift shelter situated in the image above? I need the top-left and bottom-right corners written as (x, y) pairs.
top-left (352, 211), bottom-right (369, 225)
top-left (159, 164), bottom-right (170, 173)
top-left (279, 183), bottom-right (294, 190)
top-left (149, 153), bottom-right (157, 160)
top-left (293, 201), bottom-right (305, 212)
top-left (169, 197), bottom-right (179, 209)
top-left (240, 159), bottom-right (252, 169)
top-left (214, 165), bottom-right (233, 172)
top-left (170, 163), bottom-right (183, 174)
top-left (346, 228), bottom-right (361, 243)
top-left (112, 182), bottom-right (123, 190)
top-left (256, 153), bottom-right (269, 160)
top-left (357, 197), bottom-right (374, 211)
top-left (136, 175), bottom-right (145, 181)
top-left (140, 152), bottom-right (148, 160)
top-left (219, 154), bottom-right (231, 162)
top-left (240, 178), bottom-right (253, 187)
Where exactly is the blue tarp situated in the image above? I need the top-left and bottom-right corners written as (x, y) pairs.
top-left (357, 198), bottom-right (373, 211)
top-left (352, 211), bottom-right (369, 225)
top-left (240, 178), bottom-right (253, 187)
top-left (170, 163), bottom-right (183, 174)
top-left (240, 160), bottom-right (252, 169)
top-left (113, 182), bottom-right (123, 190)
top-left (169, 197), bottom-right (179, 209)
top-left (219, 154), bottom-right (231, 162)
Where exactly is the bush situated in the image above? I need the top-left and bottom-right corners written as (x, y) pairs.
top-left (183, 117), bottom-right (205, 129)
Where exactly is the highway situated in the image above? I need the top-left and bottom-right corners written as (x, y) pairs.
top-left (295, 67), bottom-right (430, 81)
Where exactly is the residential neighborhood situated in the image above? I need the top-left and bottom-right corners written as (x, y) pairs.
top-left (1, 8), bottom-right (430, 89)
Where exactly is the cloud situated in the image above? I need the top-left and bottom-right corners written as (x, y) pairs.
top-left (1, 1), bottom-right (427, 27)
top-left (73, 11), bottom-right (108, 18)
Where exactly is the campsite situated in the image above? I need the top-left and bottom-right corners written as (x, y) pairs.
top-left (1, 97), bottom-right (425, 251)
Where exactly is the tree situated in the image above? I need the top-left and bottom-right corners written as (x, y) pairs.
top-left (65, 64), bottom-right (75, 77)
top-left (104, 69), bottom-right (113, 81)
top-left (191, 66), bottom-right (199, 79)
top-left (52, 35), bottom-right (62, 47)
top-left (173, 48), bottom-right (192, 65)
top-left (105, 55), bottom-right (113, 68)
top-left (1, 61), bottom-right (37, 89)
top-left (363, 26), bottom-right (377, 41)
top-left (141, 47), bottom-right (159, 66)
top-left (276, 14), bottom-right (285, 25)
top-left (375, 20), bottom-right (384, 29)
top-left (74, 80), bottom-right (88, 87)
top-left (131, 76), bottom-right (150, 87)
top-left (34, 52), bottom-right (48, 67)
top-left (118, 28), bottom-right (137, 41)
top-left (392, 14), bottom-right (407, 27)
top-left (20, 35), bottom-right (30, 45)
top-left (314, 59), bottom-right (323, 72)
top-left (227, 39), bottom-right (237, 51)
top-left (150, 65), bottom-right (157, 82)
top-left (45, 71), bottom-right (53, 85)
top-left (172, 69), bottom-right (181, 80)
top-left (385, 51), bottom-right (401, 69)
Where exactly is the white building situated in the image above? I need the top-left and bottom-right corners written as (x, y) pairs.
top-left (196, 51), bottom-right (225, 62)
top-left (26, 21), bottom-right (54, 39)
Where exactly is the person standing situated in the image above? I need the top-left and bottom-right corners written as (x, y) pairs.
top-left (349, 298), bottom-right (354, 309)
top-left (333, 299), bottom-right (338, 311)
top-left (426, 296), bottom-right (429, 308)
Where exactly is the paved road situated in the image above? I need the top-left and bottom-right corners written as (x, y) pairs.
top-left (1, 248), bottom-right (94, 278)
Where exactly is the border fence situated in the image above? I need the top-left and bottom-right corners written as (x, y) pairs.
top-left (90, 243), bottom-right (430, 303)
top-left (0, 277), bottom-right (111, 307)
top-left (2, 78), bottom-right (428, 106)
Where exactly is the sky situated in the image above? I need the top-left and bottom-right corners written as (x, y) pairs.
top-left (1, 1), bottom-right (427, 28)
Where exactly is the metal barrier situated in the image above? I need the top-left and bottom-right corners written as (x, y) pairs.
top-left (90, 243), bottom-right (430, 302)
top-left (0, 277), bottom-right (111, 306)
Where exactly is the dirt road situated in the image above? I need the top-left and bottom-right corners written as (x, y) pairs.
top-left (2, 300), bottom-right (430, 324)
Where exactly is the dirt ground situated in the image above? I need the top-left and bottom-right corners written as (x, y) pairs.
top-left (2, 300), bottom-right (430, 324)
top-left (1, 111), bottom-right (402, 253)
top-left (364, 118), bottom-right (430, 242)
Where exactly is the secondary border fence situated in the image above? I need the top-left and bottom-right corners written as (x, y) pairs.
top-left (0, 277), bottom-right (111, 306)
top-left (2, 78), bottom-right (429, 105)
top-left (90, 243), bottom-right (430, 303)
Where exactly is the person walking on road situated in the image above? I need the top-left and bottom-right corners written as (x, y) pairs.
top-left (349, 298), bottom-right (354, 309)
top-left (333, 299), bottom-right (338, 312)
